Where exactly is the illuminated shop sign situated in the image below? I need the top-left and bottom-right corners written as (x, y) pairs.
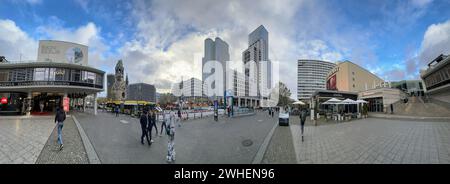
top-left (328, 67), bottom-right (340, 76)
top-left (1, 97), bottom-right (7, 104)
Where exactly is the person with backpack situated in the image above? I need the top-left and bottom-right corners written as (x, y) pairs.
top-left (299, 108), bottom-right (307, 142)
top-left (140, 110), bottom-right (151, 146)
top-left (166, 110), bottom-right (176, 163)
top-left (55, 107), bottom-right (66, 150)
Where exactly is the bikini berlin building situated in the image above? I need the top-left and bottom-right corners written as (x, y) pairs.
top-left (0, 40), bottom-right (105, 116)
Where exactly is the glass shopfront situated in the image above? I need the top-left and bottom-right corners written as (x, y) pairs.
top-left (367, 97), bottom-right (383, 112)
top-left (0, 64), bottom-right (104, 115)
top-left (0, 92), bottom-right (27, 115)
top-left (0, 67), bottom-right (103, 89)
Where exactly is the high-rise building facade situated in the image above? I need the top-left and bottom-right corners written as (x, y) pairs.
top-left (202, 37), bottom-right (230, 97)
top-left (297, 59), bottom-right (336, 100)
top-left (243, 25), bottom-right (271, 99)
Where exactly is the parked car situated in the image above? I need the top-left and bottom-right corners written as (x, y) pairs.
top-left (278, 108), bottom-right (289, 126)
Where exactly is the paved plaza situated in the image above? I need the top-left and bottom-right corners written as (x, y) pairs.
top-left (1, 110), bottom-right (450, 164)
top-left (74, 110), bottom-right (276, 164)
top-left (0, 117), bottom-right (54, 164)
top-left (264, 117), bottom-right (450, 164)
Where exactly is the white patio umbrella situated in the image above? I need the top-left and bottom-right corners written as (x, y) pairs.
top-left (356, 99), bottom-right (368, 103)
top-left (292, 101), bottom-right (305, 105)
top-left (323, 98), bottom-right (342, 115)
top-left (340, 98), bottom-right (357, 104)
top-left (325, 98), bottom-right (342, 104)
top-left (339, 98), bottom-right (357, 114)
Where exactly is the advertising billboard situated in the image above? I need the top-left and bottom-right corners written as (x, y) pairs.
top-left (327, 74), bottom-right (337, 90)
top-left (37, 40), bottom-right (88, 66)
top-left (63, 97), bottom-right (70, 112)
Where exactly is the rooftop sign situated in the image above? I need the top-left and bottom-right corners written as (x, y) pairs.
top-left (37, 40), bottom-right (88, 66)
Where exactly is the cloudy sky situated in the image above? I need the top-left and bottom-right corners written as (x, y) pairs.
top-left (1, 0), bottom-right (450, 98)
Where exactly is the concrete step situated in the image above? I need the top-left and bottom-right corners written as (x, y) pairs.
top-left (392, 97), bottom-right (450, 117)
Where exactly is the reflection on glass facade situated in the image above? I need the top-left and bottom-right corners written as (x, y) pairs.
top-left (0, 67), bottom-right (103, 88)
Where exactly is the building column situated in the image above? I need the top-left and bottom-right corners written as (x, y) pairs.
top-left (83, 97), bottom-right (86, 112)
top-left (238, 98), bottom-right (241, 107)
top-left (26, 92), bottom-right (32, 116)
top-left (94, 93), bottom-right (98, 115)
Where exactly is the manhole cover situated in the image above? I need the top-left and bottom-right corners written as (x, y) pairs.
top-left (242, 139), bottom-right (253, 147)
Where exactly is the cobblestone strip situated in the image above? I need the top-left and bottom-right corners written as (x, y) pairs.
top-left (72, 115), bottom-right (101, 164)
top-left (35, 118), bottom-right (89, 164)
top-left (252, 121), bottom-right (278, 164)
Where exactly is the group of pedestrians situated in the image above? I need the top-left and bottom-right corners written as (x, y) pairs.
top-left (139, 109), bottom-right (177, 163)
top-left (268, 108), bottom-right (275, 117)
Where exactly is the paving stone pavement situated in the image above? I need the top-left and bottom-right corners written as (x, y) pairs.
top-left (261, 125), bottom-right (297, 164)
top-left (289, 117), bottom-right (450, 164)
top-left (36, 118), bottom-right (89, 164)
top-left (0, 117), bottom-right (54, 164)
top-left (74, 110), bottom-right (276, 164)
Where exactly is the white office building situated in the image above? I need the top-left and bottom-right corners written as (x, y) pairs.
top-left (297, 59), bottom-right (336, 101)
top-left (242, 25), bottom-right (272, 107)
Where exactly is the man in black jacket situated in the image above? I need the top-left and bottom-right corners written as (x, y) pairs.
top-left (55, 107), bottom-right (66, 150)
top-left (140, 110), bottom-right (151, 145)
top-left (148, 111), bottom-right (157, 142)
top-left (299, 108), bottom-right (307, 142)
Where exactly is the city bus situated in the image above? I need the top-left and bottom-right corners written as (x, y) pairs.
top-left (105, 100), bottom-right (156, 117)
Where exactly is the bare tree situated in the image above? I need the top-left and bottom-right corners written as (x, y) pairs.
top-left (277, 82), bottom-right (292, 107)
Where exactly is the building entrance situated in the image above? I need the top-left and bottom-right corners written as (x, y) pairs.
top-left (31, 92), bottom-right (64, 115)
top-left (367, 97), bottom-right (383, 112)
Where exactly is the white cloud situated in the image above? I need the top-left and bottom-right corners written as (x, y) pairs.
top-left (404, 19), bottom-right (450, 78)
top-left (120, 0), bottom-right (358, 97)
top-left (411, 0), bottom-right (433, 7)
top-left (0, 19), bottom-right (38, 61)
top-left (420, 20), bottom-right (450, 62)
top-left (74, 0), bottom-right (89, 12)
top-left (26, 0), bottom-right (42, 4)
top-left (36, 21), bottom-right (110, 70)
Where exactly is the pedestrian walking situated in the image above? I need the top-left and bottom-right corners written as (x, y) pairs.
top-left (115, 106), bottom-right (119, 117)
top-left (140, 110), bottom-right (151, 146)
top-left (166, 111), bottom-right (176, 163)
top-left (55, 107), bottom-right (66, 150)
top-left (177, 109), bottom-right (182, 127)
top-left (300, 108), bottom-right (307, 142)
top-left (390, 104), bottom-right (394, 114)
top-left (149, 110), bottom-right (158, 138)
top-left (160, 110), bottom-right (168, 137)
